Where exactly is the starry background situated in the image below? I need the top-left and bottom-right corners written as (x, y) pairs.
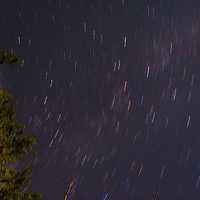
top-left (1, 0), bottom-right (200, 199)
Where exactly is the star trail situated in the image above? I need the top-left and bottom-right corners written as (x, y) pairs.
top-left (1, 0), bottom-right (200, 199)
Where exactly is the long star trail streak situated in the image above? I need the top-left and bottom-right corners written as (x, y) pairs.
top-left (1, 0), bottom-right (200, 199)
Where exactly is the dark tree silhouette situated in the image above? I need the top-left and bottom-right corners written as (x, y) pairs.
top-left (0, 50), bottom-right (41, 199)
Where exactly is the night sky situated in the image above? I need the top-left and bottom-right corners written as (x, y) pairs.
top-left (1, 0), bottom-right (200, 199)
